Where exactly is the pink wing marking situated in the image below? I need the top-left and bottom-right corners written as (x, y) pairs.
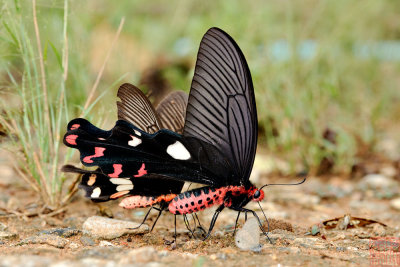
top-left (110, 190), bottom-right (130, 199)
top-left (108, 164), bottom-right (123, 178)
top-left (83, 147), bottom-right (106, 163)
top-left (134, 163), bottom-right (147, 177)
top-left (65, 134), bottom-right (78, 145)
top-left (70, 124), bottom-right (80, 130)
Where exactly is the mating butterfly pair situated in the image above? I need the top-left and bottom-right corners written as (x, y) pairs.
top-left (63, 27), bottom-right (304, 240)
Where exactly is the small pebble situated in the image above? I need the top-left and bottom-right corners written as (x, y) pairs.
top-left (19, 234), bottom-right (69, 248)
top-left (390, 198), bottom-right (400, 211)
top-left (38, 227), bottom-right (81, 238)
top-left (235, 218), bottom-right (262, 252)
top-left (82, 216), bottom-right (149, 239)
top-left (311, 225), bottom-right (320, 236)
top-left (0, 231), bottom-right (18, 240)
top-left (361, 174), bottom-right (395, 189)
top-left (99, 240), bottom-right (114, 247)
top-left (80, 236), bottom-right (96, 246)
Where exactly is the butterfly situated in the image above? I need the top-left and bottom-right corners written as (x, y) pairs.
top-left (63, 27), bottom-right (305, 240)
top-left (63, 83), bottom-right (195, 231)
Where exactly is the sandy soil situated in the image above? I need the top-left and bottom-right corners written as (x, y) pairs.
top-left (0, 158), bottom-right (399, 267)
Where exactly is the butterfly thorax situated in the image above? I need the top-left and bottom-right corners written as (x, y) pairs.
top-left (168, 185), bottom-right (264, 215)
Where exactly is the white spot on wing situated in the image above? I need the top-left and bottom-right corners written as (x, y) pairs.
top-left (128, 135), bottom-right (142, 147)
top-left (167, 141), bottom-right (191, 160)
top-left (110, 178), bottom-right (132, 185)
top-left (134, 130), bottom-right (141, 136)
top-left (116, 184), bottom-right (134, 191)
top-left (91, 187), bottom-right (101, 198)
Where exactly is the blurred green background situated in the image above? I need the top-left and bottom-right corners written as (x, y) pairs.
top-left (1, 0), bottom-right (400, 205)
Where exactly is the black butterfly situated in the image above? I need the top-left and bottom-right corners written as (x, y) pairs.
top-left (63, 27), bottom-right (305, 240)
top-left (63, 83), bottom-right (194, 230)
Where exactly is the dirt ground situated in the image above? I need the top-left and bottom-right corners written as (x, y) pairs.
top-left (0, 152), bottom-right (399, 267)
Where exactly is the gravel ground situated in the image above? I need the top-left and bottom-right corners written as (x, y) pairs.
top-left (0, 153), bottom-right (399, 266)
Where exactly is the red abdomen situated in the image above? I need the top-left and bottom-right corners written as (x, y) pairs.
top-left (168, 187), bottom-right (229, 214)
top-left (120, 194), bottom-right (177, 209)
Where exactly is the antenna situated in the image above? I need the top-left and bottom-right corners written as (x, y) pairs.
top-left (259, 177), bottom-right (307, 191)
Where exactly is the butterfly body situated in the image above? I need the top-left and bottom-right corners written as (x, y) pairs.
top-left (168, 185), bottom-right (264, 215)
top-left (119, 194), bottom-right (178, 209)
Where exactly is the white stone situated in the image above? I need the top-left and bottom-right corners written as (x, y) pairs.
top-left (390, 198), bottom-right (400, 211)
top-left (99, 240), bottom-right (115, 247)
top-left (362, 174), bottom-right (395, 188)
top-left (235, 217), bottom-right (261, 251)
top-left (82, 216), bottom-right (149, 239)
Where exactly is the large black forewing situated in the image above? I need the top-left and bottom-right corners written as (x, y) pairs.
top-left (156, 91), bottom-right (188, 134)
top-left (183, 27), bottom-right (258, 185)
top-left (117, 83), bottom-right (162, 133)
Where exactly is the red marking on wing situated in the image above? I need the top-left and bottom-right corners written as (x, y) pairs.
top-left (109, 164), bottom-right (123, 178)
top-left (83, 147), bottom-right (106, 163)
top-left (134, 163), bottom-right (147, 177)
top-left (70, 124), bottom-right (80, 130)
top-left (65, 134), bottom-right (78, 145)
top-left (119, 194), bottom-right (177, 209)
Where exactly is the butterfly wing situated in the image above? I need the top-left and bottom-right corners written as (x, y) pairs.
top-left (183, 27), bottom-right (257, 185)
top-left (117, 83), bottom-right (162, 133)
top-left (64, 120), bottom-right (219, 184)
top-left (63, 165), bottom-right (181, 201)
top-left (65, 85), bottom-right (188, 201)
top-left (156, 91), bottom-right (188, 134)
top-left (64, 27), bottom-right (257, 195)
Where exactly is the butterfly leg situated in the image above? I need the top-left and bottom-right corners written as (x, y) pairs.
top-left (150, 207), bottom-right (163, 232)
top-left (194, 213), bottom-right (206, 238)
top-left (191, 214), bottom-right (197, 229)
top-left (233, 211), bottom-right (241, 236)
top-left (203, 205), bottom-right (225, 240)
top-left (127, 207), bottom-right (154, 230)
top-left (174, 214), bottom-right (177, 244)
top-left (183, 214), bottom-right (195, 237)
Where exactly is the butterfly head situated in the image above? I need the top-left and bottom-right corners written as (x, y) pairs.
top-left (250, 187), bottom-right (264, 202)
